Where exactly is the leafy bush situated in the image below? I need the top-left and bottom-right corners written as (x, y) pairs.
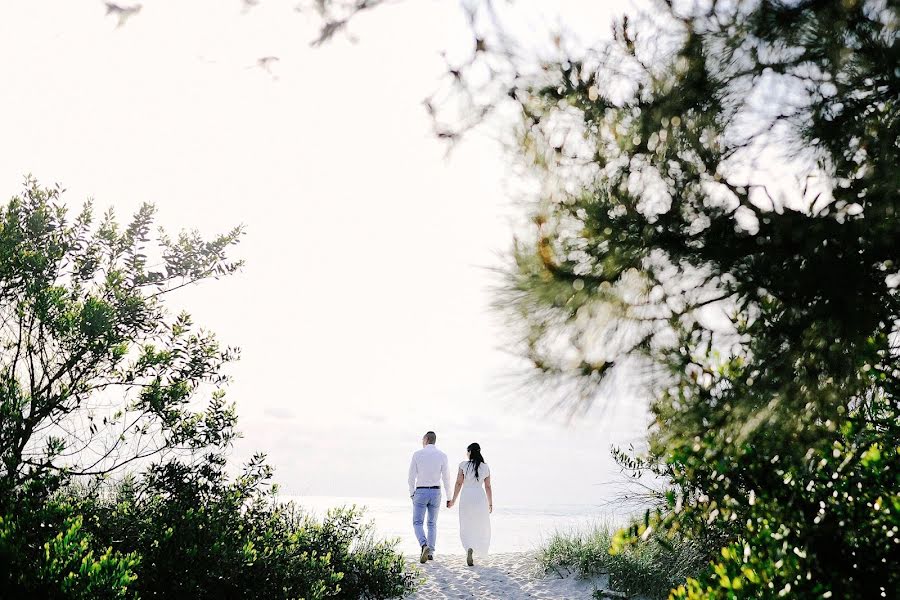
top-left (0, 486), bottom-right (139, 599)
top-left (657, 365), bottom-right (900, 599)
top-left (1, 456), bottom-right (415, 600)
top-left (71, 455), bottom-right (416, 600)
top-left (283, 504), bottom-right (417, 600)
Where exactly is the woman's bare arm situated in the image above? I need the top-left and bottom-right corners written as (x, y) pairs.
top-left (448, 468), bottom-right (464, 507)
top-left (484, 475), bottom-right (493, 513)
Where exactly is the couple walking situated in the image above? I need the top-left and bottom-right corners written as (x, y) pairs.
top-left (407, 431), bottom-right (493, 566)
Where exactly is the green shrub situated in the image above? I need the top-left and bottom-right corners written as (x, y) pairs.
top-left (538, 524), bottom-right (708, 599)
top-left (283, 504), bottom-right (416, 600)
top-left (1, 458), bottom-right (415, 600)
top-left (0, 495), bottom-right (139, 599)
top-left (72, 454), bottom-right (416, 600)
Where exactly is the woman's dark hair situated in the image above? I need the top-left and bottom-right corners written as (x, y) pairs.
top-left (467, 443), bottom-right (486, 480)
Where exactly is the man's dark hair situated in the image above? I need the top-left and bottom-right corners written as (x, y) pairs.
top-left (424, 431), bottom-right (436, 444)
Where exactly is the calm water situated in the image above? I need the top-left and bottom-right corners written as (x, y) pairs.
top-left (284, 495), bottom-right (629, 555)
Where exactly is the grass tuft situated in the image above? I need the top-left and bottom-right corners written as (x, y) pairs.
top-left (537, 523), bottom-right (707, 599)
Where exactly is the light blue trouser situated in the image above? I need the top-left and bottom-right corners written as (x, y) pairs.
top-left (412, 488), bottom-right (441, 550)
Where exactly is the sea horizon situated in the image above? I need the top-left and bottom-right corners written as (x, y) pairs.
top-left (282, 494), bottom-right (636, 555)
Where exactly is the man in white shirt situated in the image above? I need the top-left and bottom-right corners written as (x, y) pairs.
top-left (408, 430), bottom-right (452, 563)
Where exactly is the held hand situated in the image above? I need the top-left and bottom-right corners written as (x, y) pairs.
top-left (446, 500), bottom-right (454, 508)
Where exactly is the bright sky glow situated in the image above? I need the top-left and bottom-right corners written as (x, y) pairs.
top-left (0, 0), bottom-right (649, 504)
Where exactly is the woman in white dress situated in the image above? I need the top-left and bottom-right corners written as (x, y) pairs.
top-left (446, 442), bottom-right (492, 566)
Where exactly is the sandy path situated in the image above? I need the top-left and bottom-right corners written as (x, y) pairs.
top-left (404, 552), bottom-right (607, 599)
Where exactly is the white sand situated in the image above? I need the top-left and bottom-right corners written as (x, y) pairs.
top-left (405, 552), bottom-right (609, 599)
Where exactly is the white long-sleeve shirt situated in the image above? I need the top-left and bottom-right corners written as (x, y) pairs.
top-left (407, 444), bottom-right (453, 498)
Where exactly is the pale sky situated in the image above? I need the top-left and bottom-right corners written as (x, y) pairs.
top-left (0, 0), bottom-right (649, 505)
